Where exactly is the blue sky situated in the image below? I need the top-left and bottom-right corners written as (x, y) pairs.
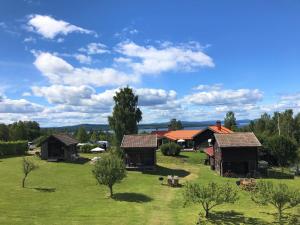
top-left (0, 0), bottom-right (300, 127)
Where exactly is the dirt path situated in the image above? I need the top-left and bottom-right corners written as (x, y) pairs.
top-left (147, 162), bottom-right (200, 225)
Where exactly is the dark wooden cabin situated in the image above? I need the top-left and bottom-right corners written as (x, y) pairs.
top-left (41, 134), bottom-right (79, 161)
top-left (209, 132), bottom-right (261, 176)
top-left (121, 134), bottom-right (157, 169)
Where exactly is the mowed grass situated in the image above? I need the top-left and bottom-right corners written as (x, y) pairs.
top-left (0, 152), bottom-right (299, 225)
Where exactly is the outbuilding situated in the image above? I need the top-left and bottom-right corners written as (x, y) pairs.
top-left (41, 133), bottom-right (79, 161)
top-left (121, 134), bottom-right (157, 169)
top-left (210, 132), bottom-right (261, 176)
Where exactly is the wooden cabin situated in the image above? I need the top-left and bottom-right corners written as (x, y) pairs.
top-left (121, 134), bottom-right (157, 169)
top-left (208, 132), bottom-right (261, 176)
top-left (41, 134), bottom-right (79, 161)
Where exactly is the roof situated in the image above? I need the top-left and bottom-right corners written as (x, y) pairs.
top-left (46, 133), bottom-right (79, 146)
top-left (214, 132), bottom-right (261, 148)
top-left (205, 147), bottom-right (214, 156)
top-left (208, 125), bottom-right (233, 134)
top-left (164, 130), bottom-right (202, 140)
top-left (121, 134), bottom-right (157, 148)
top-left (151, 130), bottom-right (169, 138)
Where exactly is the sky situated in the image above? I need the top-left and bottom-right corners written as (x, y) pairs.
top-left (0, 0), bottom-right (300, 127)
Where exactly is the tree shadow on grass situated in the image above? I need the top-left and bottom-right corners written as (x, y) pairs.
top-left (113, 192), bottom-right (153, 203)
top-left (27, 187), bottom-right (56, 192)
top-left (63, 157), bottom-right (90, 165)
top-left (142, 165), bottom-right (190, 178)
top-left (200, 211), bottom-right (271, 225)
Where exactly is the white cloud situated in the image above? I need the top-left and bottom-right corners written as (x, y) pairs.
top-left (27, 14), bottom-right (96, 39)
top-left (0, 95), bottom-right (43, 113)
top-left (74, 54), bottom-right (92, 64)
top-left (185, 88), bottom-right (263, 106)
top-left (116, 41), bottom-right (214, 75)
top-left (193, 83), bottom-right (222, 91)
top-left (23, 37), bottom-right (36, 43)
top-left (33, 52), bottom-right (138, 87)
top-left (79, 42), bottom-right (109, 55)
top-left (22, 92), bottom-right (31, 97)
top-left (135, 88), bottom-right (177, 106)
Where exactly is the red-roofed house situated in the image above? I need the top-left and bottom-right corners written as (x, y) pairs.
top-left (163, 130), bottom-right (203, 149)
top-left (151, 130), bottom-right (169, 147)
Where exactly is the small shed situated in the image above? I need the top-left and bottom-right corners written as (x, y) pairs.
top-left (121, 134), bottom-right (157, 169)
top-left (41, 134), bottom-right (79, 161)
top-left (212, 132), bottom-right (261, 176)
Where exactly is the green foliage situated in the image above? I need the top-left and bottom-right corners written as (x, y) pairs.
top-left (90, 131), bottom-right (99, 143)
top-left (168, 119), bottom-right (183, 131)
top-left (0, 141), bottom-right (28, 156)
top-left (224, 111), bottom-right (237, 131)
top-left (0, 123), bottom-right (9, 141)
top-left (108, 87), bottom-right (142, 147)
top-left (183, 182), bottom-right (238, 218)
top-left (76, 127), bottom-right (89, 143)
top-left (251, 181), bottom-right (300, 223)
top-left (160, 142), bottom-right (182, 156)
top-left (32, 135), bottom-right (49, 147)
top-left (79, 144), bottom-right (98, 153)
top-left (92, 153), bottom-right (126, 197)
top-left (22, 157), bottom-right (38, 188)
top-left (266, 135), bottom-right (298, 168)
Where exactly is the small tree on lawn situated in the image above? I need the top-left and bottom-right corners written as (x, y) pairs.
top-left (183, 182), bottom-right (238, 219)
top-left (22, 157), bottom-right (38, 188)
top-left (92, 153), bottom-right (126, 198)
top-left (251, 181), bottom-right (300, 224)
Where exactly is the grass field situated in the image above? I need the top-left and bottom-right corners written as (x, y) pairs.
top-left (0, 151), bottom-right (299, 225)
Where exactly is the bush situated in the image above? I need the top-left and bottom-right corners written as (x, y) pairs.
top-left (160, 142), bottom-right (182, 156)
top-left (79, 144), bottom-right (98, 153)
top-left (0, 141), bottom-right (28, 156)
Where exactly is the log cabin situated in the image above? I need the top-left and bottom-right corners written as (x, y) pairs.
top-left (207, 132), bottom-right (261, 176)
top-left (121, 134), bottom-right (157, 169)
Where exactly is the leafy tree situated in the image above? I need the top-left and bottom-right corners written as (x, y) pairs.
top-left (90, 131), bottom-right (99, 143)
top-left (108, 87), bottom-right (142, 147)
top-left (251, 181), bottom-right (300, 224)
top-left (0, 123), bottom-right (9, 141)
top-left (183, 182), bottom-right (238, 219)
top-left (76, 127), bottom-right (89, 143)
top-left (168, 119), bottom-right (183, 131)
top-left (9, 121), bottom-right (28, 141)
top-left (160, 142), bottom-right (182, 156)
top-left (267, 135), bottom-right (298, 170)
top-left (22, 157), bottom-right (38, 188)
top-left (224, 111), bottom-right (237, 131)
top-left (92, 153), bottom-right (126, 197)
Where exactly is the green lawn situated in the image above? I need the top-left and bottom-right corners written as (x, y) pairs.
top-left (0, 152), bottom-right (299, 225)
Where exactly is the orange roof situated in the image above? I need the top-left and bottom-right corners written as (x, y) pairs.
top-left (164, 130), bottom-right (202, 140)
top-left (208, 126), bottom-right (233, 134)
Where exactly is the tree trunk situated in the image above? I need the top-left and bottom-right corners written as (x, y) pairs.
top-left (205, 208), bottom-right (209, 218)
top-left (109, 185), bottom-right (113, 198)
top-left (278, 207), bottom-right (283, 225)
top-left (22, 175), bottom-right (27, 188)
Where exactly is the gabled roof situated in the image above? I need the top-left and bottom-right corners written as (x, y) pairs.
top-left (121, 134), bottom-right (157, 148)
top-left (45, 133), bottom-right (79, 146)
top-left (208, 125), bottom-right (233, 134)
top-left (214, 132), bottom-right (261, 148)
top-left (164, 130), bottom-right (202, 140)
top-left (151, 130), bottom-right (169, 138)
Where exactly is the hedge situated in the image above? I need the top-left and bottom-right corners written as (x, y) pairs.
top-left (0, 141), bottom-right (28, 156)
top-left (160, 142), bottom-right (182, 156)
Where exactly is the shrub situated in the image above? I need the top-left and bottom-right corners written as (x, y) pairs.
top-left (0, 141), bottom-right (28, 156)
top-left (22, 157), bottom-right (38, 188)
top-left (160, 142), bottom-right (182, 156)
top-left (79, 144), bottom-right (98, 153)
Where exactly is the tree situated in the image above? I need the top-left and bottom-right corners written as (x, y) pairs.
top-left (267, 135), bottom-right (298, 170)
top-left (9, 121), bottom-right (28, 141)
top-left (183, 182), bottom-right (238, 219)
top-left (0, 123), bottom-right (9, 141)
top-left (108, 87), bottom-right (142, 147)
top-left (224, 111), bottom-right (237, 131)
top-left (168, 119), bottom-right (183, 131)
top-left (251, 181), bottom-right (300, 224)
top-left (22, 157), bottom-right (38, 188)
top-left (90, 131), bottom-right (99, 143)
top-left (92, 153), bottom-right (126, 197)
top-left (160, 142), bottom-right (182, 156)
top-left (76, 127), bottom-right (89, 143)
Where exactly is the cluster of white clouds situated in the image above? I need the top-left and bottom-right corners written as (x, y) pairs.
top-left (1, 14), bottom-right (298, 126)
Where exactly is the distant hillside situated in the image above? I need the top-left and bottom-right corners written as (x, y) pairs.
top-left (42, 119), bottom-right (251, 132)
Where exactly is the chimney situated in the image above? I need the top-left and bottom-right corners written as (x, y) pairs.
top-left (216, 120), bottom-right (222, 130)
